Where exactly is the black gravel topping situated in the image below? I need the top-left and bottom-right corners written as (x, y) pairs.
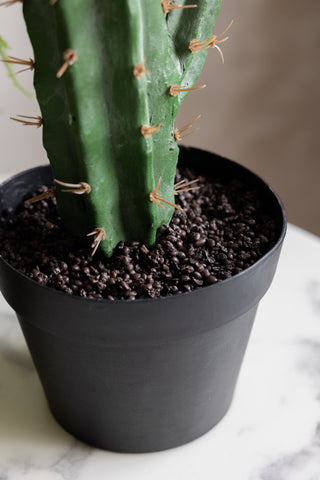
top-left (0, 167), bottom-right (278, 300)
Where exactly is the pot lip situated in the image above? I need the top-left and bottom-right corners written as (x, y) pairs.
top-left (0, 151), bottom-right (287, 306)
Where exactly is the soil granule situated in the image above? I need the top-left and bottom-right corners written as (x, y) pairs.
top-left (0, 167), bottom-right (278, 300)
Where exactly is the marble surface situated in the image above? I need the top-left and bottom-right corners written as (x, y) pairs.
top-left (0, 223), bottom-right (320, 480)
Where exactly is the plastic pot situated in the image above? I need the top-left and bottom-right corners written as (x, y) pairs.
top-left (0, 146), bottom-right (286, 452)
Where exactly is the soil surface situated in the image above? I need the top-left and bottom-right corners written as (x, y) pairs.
top-left (0, 167), bottom-right (278, 300)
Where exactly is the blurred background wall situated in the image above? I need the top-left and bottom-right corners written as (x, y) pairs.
top-left (0, 0), bottom-right (319, 235)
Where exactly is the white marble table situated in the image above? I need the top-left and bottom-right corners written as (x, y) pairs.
top-left (0, 223), bottom-right (320, 480)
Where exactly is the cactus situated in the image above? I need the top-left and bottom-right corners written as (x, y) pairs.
top-left (1, 0), bottom-right (227, 257)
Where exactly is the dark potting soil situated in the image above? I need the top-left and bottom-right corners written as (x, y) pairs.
top-left (0, 167), bottom-right (277, 300)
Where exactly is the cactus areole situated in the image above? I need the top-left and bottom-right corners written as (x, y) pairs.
top-left (19, 0), bottom-right (222, 257)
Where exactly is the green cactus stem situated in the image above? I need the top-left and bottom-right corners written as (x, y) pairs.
top-left (19, 0), bottom-right (222, 257)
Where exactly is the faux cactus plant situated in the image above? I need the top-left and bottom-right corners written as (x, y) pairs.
top-left (1, 0), bottom-right (232, 257)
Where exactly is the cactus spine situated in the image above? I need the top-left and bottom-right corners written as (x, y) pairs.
top-left (6, 0), bottom-right (223, 256)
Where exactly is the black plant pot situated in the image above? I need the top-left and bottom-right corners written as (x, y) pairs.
top-left (0, 147), bottom-right (286, 453)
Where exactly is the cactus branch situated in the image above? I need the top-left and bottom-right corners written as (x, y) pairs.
top-left (18, 0), bottom-right (222, 256)
top-left (174, 114), bottom-right (201, 141)
top-left (0, 55), bottom-right (34, 74)
top-left (163, 0), bottom-right (222, 106)
top-left (54, 179), bottom-right (91, 195)
top-left (87, 228), bottom-right (106, 256)
top-left (150, 177), bottom-right (183, 211)
top-left (56, 49), bottom-right (78, 78)
top-left (10, 114), bottom-right (42, 128)
top-left (161, 0), bottom-right (197, 16)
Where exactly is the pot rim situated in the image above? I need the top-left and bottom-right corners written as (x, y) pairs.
top-left (0, 148), bottom-right (287, 306)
